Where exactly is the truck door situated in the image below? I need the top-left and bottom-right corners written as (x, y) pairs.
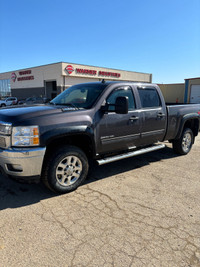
top-left (96, 86), bottom-right (142, 154)
top-left (137, 86), bottom-right (167, 145)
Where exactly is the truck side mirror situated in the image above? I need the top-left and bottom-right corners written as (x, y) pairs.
top-left (115, 96), bottom-right (128, 114)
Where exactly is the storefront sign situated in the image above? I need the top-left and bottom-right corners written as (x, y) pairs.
top-left (11, 73), bottom-right (17, 82)
top-left (18, 76), bottom-right (34, 81)
top-left (65, 65), bottom-right (121, 78)
top-left (66, 65), bottom-right (74, 74)
top-left (19, 70), bottom-right (32, 75)
top-left (11, 70), bottom-right (34, 82)
top-left (76, 68), bottom-right (97, 75)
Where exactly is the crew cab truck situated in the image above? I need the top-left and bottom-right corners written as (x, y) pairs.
top-left (0, 82), bottom-right (199, 193)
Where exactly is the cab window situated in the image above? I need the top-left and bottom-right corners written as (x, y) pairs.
top-left (138, 87), bottom-right (161, 108)
top-left (106, 87), bottom-right (136, 112)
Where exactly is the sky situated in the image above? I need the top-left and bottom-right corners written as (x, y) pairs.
top-left (0, 0), bottom-right (199, 83)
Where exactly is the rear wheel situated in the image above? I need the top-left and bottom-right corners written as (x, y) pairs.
top-left (172, 128), bottom-right (194, 155)
top-left (42, 145), bottom-right (88, 193)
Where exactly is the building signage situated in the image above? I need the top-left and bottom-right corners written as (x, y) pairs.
top-left (66, 65), bottom-right (74, 74)
top-left (65, 65), bottom-right (121, 78)
top-left (19, 70), bottom-right (32, 75)
top-left (11, 73), bottom-right (17, 82)
top-left (11, 70), bottom-right (34, 82)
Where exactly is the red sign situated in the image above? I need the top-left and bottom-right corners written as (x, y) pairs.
top-left (11, 73), bottom-right (17, 82)
top-left (98, 71), bottom-right (120, 78)
top-left (66, 65), bottom-right (74, 74)
top-left (17, 76), bottom-right (34, 81)
top-left (65, 65), bottom-right (121, 78)
top-left (17, 69), bottom-right (34, 82)
top-left (19, 70), bottom-right (31, 75)
top-left (76, 68), bottom-right (97, 75)
top-left (11, 70), bottom-right (34, 82)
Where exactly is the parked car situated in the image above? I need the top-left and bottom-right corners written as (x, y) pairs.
top-left (0, 82), bottom-right (199, 193)
top-left (18, 97), bottom-right (50, 105)
top-left (0, 97), bottom-right (18, 107)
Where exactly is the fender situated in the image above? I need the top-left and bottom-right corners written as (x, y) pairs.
top-left (40, 125), bottom-right (96, 156)
top-left (175, 113), bottom-right (200, 140)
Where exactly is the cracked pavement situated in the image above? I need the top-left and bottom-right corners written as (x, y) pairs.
top-left (0, 136), bottom-right (200, 267)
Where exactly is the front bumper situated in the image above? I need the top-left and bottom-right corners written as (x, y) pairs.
top-left (0, 147), bottom-right (46, 177)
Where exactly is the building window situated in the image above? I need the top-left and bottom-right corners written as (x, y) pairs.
top-left (0, 79), bottom-right (11, 98)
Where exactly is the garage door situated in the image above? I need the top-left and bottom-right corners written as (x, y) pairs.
top-left (190, 85), bottom-right (200, 103)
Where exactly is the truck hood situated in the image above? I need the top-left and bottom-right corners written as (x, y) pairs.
top-left (0, 104), bottom-right (78, 125)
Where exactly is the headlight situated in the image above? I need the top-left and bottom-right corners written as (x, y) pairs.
top-left (0, 122), bottom-right (12, 135)
top-left (12, 126), bottom-right (39, 146)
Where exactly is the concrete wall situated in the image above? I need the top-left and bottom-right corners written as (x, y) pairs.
top-left (158, 83), bottom-right (185, 103)
top-left (1, 63), bottom-right (62, 90)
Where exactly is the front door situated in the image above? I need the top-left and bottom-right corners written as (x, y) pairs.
top-left (96, 86), bottom-right (142, 154)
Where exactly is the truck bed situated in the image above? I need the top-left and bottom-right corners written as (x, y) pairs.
top-left (165, 103), bottom-right (200, 141)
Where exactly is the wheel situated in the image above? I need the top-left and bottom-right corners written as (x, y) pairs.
top-left (0, 104), bottom-right (6, 107)
top-left (172, 128), bottom-right (194, 155)
top-left (42, 145), bottom-right (89, 193)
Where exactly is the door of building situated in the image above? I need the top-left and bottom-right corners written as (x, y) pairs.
top-left (45, 81), bottom-right (57, 100)
top-left (190, 85), bottom-right (200, 103)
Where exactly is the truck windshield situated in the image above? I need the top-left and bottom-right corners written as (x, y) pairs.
top-left (50, 83), bottom-right (108, 109)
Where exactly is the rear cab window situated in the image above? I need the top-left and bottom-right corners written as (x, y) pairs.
top-left (137, 87), bottom-right (161, 108)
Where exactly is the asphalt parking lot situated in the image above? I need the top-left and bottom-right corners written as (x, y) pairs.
top-left (0, 136), bottom-right (200, 267)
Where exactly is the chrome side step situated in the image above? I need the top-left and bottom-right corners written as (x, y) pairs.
top-left (97, 144), bottom-right (165, 166)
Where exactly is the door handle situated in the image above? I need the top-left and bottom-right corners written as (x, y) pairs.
top-left (157, 113), bottom-right (165, 118)
top-left (129, 116), bottom-right (139, 121)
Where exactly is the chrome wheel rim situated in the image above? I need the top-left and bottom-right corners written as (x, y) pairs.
top-left (182, 132), bottom-right (192, 153)
top-left (56, 156), bottom-right (82, 187)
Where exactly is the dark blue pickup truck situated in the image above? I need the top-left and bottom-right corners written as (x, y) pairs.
top-left (0, 82), bottom-right (200, 193)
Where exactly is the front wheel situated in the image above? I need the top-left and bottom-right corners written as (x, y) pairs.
top-left (172, 128), bottom-right (194, 155)
top-left (42, 145), bottom-right (89, 193)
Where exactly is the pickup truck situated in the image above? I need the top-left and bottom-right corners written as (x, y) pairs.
top-left (0, 82), bottom-right (199, 193)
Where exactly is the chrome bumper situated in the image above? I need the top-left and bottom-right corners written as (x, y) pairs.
top-left (0, 147), bottom-right (46, 177)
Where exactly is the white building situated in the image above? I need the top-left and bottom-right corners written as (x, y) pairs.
top-left (0, 62), bottom-right (152, 100)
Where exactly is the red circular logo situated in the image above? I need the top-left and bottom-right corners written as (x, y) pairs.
top-left (66, 65), bottom-right (74, 74)
top-left (11, 72), bottom-right (17, 82)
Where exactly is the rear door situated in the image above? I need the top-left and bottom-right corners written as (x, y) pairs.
top-left (136, 86), bottom-right (167, 145)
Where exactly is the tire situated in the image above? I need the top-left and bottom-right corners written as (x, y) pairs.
top-left (172, 128), bottom-right (194, 155)
top-left (42, 145), bottom-right (89, 193)
top-left (0, 104), bottom-right (6, 107)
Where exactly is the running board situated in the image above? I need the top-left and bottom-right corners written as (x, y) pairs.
top-left (97, 144), bottom-right (165, 166)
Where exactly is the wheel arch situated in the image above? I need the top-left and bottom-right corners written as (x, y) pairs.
top-left (44, 132), bottom-right (96, 160)
top-left (175, 114), bottom-right (200, 141)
